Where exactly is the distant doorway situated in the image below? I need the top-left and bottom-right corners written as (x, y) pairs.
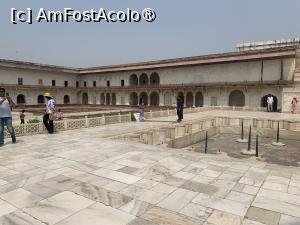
top-left (140, 92), bottom-right (148, 105)
top-left (37, 95), bottom-right (45, 104)
top-left (229, 90), bottom-right (245, 107)
top-left (64, 95), bottom-right (70, 104)
top-left (186, 92), bottom-right (194, 107)
top-left (195, 92), bottom-right (203, 107)
top-left (130, 92), bottom-right (138, 105)
top-left (82, 93), bottom-right (88, 104)
top-left (150, 92), bottom-right (159, 106)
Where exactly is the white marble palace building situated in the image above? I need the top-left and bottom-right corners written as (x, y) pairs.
top-left (0, 38), bottom-right (300, 112)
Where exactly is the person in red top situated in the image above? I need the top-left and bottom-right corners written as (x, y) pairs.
top-left (20, 109), bottom-right (25, 124)
top-left (291, 96), bottom-right (299, 114)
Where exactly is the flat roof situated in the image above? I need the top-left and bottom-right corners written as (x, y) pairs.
top-left (0, 46), bottom-right (297, 74)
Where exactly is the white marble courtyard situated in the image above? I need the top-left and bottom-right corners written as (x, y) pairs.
top-left (0, 111), bottom-right (300, 225)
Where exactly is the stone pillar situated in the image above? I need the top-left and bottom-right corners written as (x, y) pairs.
top-left (96, 94), bottom-right (100, 104)
top-left (159, 93), bottom-right (164, 106)
top-left (148, 95), bottom-right (151, 106)
top-left (193, 92), bottom-right (196, 107)
top-left (85, 116), bottom-right (89, 128)
top-left (115, 94), bottom-right (119, 105)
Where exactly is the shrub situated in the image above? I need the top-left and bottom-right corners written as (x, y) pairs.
top-left (131, 111), bottom-right (139, 121)
top-left (27, 118), bottom-right (40, 123)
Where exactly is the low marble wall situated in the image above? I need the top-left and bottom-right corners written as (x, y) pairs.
top-left (140, 116), bottom-right (300, 148)
top-left (4, 113), bottom-right (131, 138)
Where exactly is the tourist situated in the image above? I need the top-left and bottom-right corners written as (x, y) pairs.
top-left (176, 95), bottom-right (184, 122)
top-left (0, 88), bottom-right (16, 146)
top-left (20, 109), bottom-right (26, 124)
top-left (267, 96), bottom-right (273, 112)
top-left (139, 98), bottom-right (145, 121)
top-left (43, 92), bottom-right (55, 134)
top-left (56, 109), bottom-right (63, 120)
top-left (291, 96), bottom-right (299, 114)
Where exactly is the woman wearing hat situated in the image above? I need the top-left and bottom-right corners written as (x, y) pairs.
top-left (43, 92), bottom-right (55, 134)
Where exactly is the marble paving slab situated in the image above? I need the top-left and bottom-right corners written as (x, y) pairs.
top-left (265, 175), bottom-right (290, 185)
top-left (0, 199), bottom-right (16, 217)
top-left (23, 183), bottom-right (61, 198)
top-left (207, 210), bottom-right (241, 225)
top-left (116, 159), bottom-right (148, 169)
top-left (133, 179), bottom-right (159, 189)
top-left (150, 183), bottom-right (177, 195)
top-left (127, 218), bottom-right (158, 225)
top-left (141, 207), bottom-right (202, 225)
top-left (0, 188), bottom-right (43, 208)
top-left (180, 202), bottom-right (213, 221)
top-left (157, 188), bottom-right (198, 212)
top-left (226, 191), bottom-right (254, 204)
top-left (257, 189), bottom-right (300, 206)
top-left (0, 210), bottom-right (45, 225)
top-left (181, 180), bottom-right (219, 195)
top-left (22, 191), bottom-right (94, 225)
top-left (262, 181), bottom-right (288, 192)
top-left (72, 182), bottom-right (132, 208)
top-left (252, 196), bottom-right (300, 218)
top-left (56, 202), bottom-right (135, 225)
top-left (119, 199), bottom-right (153, 216)
top-left (242, 219), bottom-right (268, 225)
top-left (137, 189), bottom-right (167, 205)
top-left (245, 206), bottom-right (281, 225)
top-left (209, 198), bottom-right (249, 217)
top-left (92, 168), bottom-right (142, 184)
top-left (279, 214), bottom-right (300, 225)
top-left (103, 181), bottom-right (128, 192)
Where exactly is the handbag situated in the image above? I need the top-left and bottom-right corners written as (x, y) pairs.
top-left (49, 111), bottom-right (56, 121)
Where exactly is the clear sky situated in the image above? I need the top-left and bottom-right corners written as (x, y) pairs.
top-left (1, 0), bottom-right (300, 68)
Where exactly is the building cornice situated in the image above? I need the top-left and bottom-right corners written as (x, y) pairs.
top-left (4, 80), bottom-right (290, 91)
top-left (0, 47), bottom-right (297, 75)
top-left (0, 59), bottom-right (78, 74)
top-left (79, 47), bottom-right (297, 74)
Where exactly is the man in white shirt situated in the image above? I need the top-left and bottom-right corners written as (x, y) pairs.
top-left (43, 92), bottom-right (55, 134)
top-left (0, 87), bottom-right (16, 146)
top-left (267, 96), bottom-right (274, 112)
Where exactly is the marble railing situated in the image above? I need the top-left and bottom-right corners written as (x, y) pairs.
top-left (143, 106), bottom-right (267, 120)
top-left (4, 113), bottom-right (132, 138)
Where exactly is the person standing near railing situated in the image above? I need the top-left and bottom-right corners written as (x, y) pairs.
top-left (176, 95), bottom-right (184, 122)
top-left (267, 96), bottom-right (273, 112)
top-left (0, 88), bottom-right (16, 146)
top-left (139, 98), bottom-right (145, 121)
top-left (56, 109), bottom-right (63, 120)
top-left (43, 92), bottom-right (55, 134)
top-left (291, 96), bottom-right (299, 114)
top-left (20, 109), bottom-right (26, 124)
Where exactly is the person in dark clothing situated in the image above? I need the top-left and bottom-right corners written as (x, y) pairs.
top-left (176, 95), bottom-right (184, 122)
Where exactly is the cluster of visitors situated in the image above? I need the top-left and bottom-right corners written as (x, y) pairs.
top-left (0, 90), bottom-right (60, 147)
